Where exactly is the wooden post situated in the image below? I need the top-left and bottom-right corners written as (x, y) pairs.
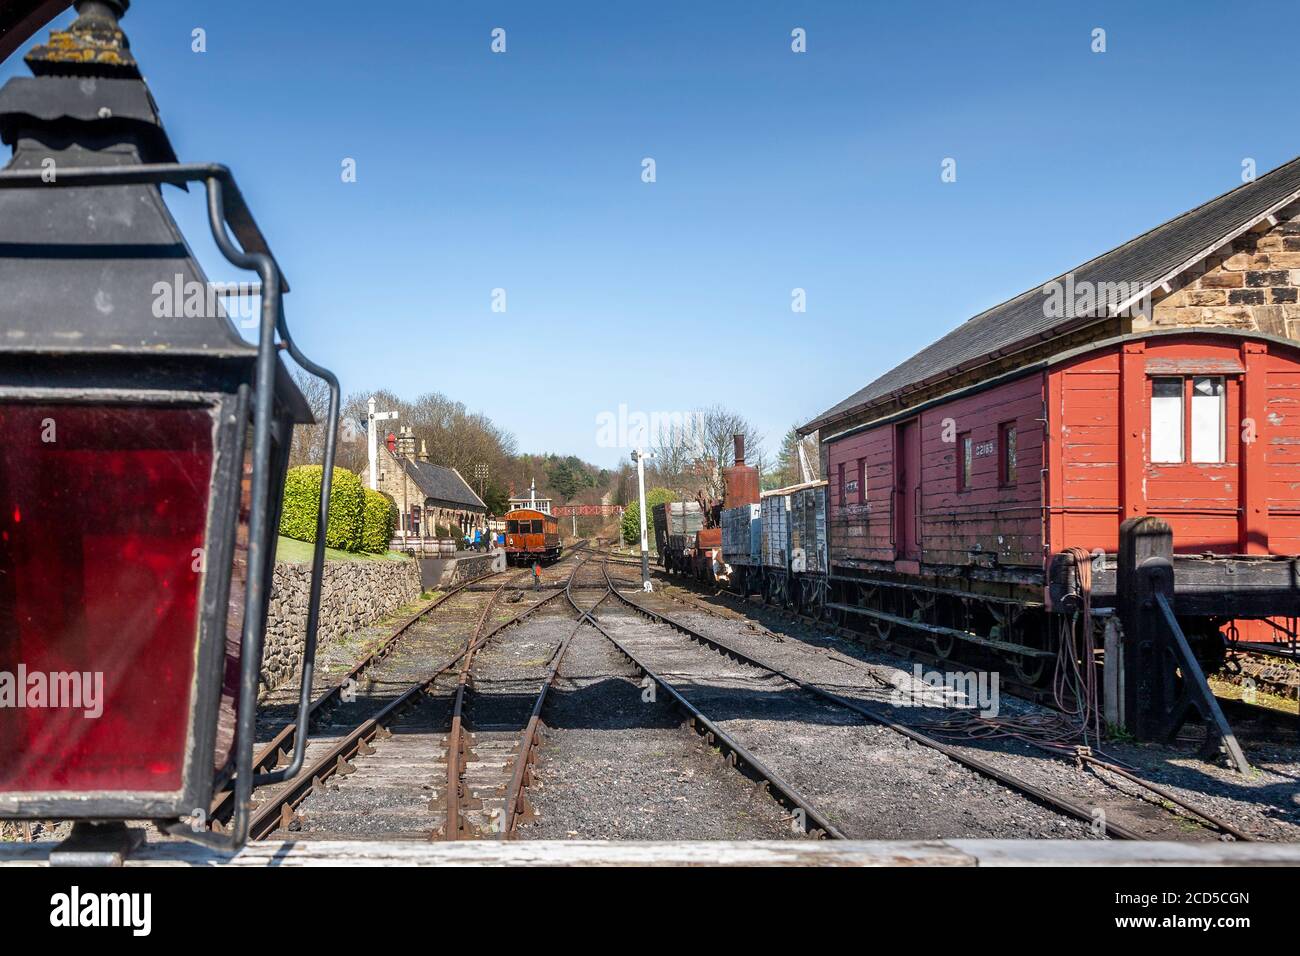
top-left (1116, 515), bottom-right (1173, 738)
top-left (1115, 515), bottom-right (1249, 770)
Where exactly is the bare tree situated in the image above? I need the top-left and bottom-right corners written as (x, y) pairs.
top-left (652, 404), bottom-right (763, 501)
top-left (288, 368), bottom-right (330, 467)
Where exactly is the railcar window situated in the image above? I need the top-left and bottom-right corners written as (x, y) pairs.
top-left (532, 520), bottom-right (544, 533)
top-left (858, 458), bottom-right (867, 504)
top-left (507, 520), bottom-right (519, 534)
top-left (1000, 422), bottom-right (1017, 486)
top-left (1151, 378), bottom-right (1184, 463)
top-left (838, 461), bottom-right (846, 504)
top-left (1190, 377), bottom-right (1225, 463)
top-left (958, 433), bottom-right (973, 490)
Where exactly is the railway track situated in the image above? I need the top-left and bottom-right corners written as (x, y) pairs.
top-left (594, 543), bottom-right (1299, 745)
top-left (221, 557), bottom-right (562, 839)
top-left (577, 549), bottom-right (1253, 842)
top-left (220, 542), bottom-right (1257, 844)
top-left (240, 551), bottom-right (611, 841)
top-left (207, 568), bottom-right (508, 831)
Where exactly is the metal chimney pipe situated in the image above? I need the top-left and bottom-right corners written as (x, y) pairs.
top-left (733, 433), bottom-right (745, 465)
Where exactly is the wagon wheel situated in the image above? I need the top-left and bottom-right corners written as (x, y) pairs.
top-left (826, 600), bottom-right (847, 629)
top-left (1004, 612), bottom-right (1052, 685)
top-left (1010, 652), bottom-right (1048, 685)
top-left (930, 631), bottom-right (956, 659)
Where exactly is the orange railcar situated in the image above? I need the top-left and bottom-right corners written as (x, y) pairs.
top-left (503, 508), bottom-right (561, 566)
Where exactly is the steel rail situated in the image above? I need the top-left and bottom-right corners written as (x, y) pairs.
top-left (442, 547), bottom-right (586, 839)
top-left (1073, 752), bottom-right (1255, 842)
top-left (442, 575), bottom-right (520, 840)
top-left (576, 561), bottom-right (846, 839)
top-left (207, 568), bottom-right (505, 829)
top-left (499, 557), bottom-right (609, 837)
top-left (601, 542), bottom-right (1072, 712)
top-left (246, 579), bottom-right (569, 841)
top-left (657, 570), bottom-right (1259, 842)
top-left (596, 564), bottom-right (1155, 841)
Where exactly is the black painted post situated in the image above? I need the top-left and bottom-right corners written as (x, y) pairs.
top-left (1116, 516), bottom-right (1175, 738)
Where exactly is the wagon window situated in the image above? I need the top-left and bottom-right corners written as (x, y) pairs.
top-left (1151, 378), bottom-right (1184, 463)
top-left (857, 458), bottom-right (867, 505)
top-left (506, 520), bottom-right (519, 534)
top-left (532, 520), bottom-right (544, 533)
top-left (999, 422), bottom-right (1017, 486)
top-left (958, 433), bottom-right (973, 490)
top-left (1190, 377), bottom-right (1225, 463)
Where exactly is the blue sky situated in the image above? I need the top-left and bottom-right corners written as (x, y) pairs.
top-left (6, 0), bottom-right (1300, 467)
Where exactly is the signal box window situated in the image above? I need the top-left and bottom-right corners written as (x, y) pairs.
top-left (957, 432), bottom-right (973, 490)
top-left (1151, 376), bottom-right (1226, 464)
top-left (999, 422), bottom-right (1017, 486)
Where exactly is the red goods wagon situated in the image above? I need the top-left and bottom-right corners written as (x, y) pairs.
top-left (503, 508), bottom-right (561, 566)
top-left (821, 330), bottom-right (1300, 680)
top-left (806, 157), bottom-right (1300, 682)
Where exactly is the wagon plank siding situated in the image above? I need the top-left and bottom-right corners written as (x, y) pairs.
top-left (917, 374), bottom-right (1045, 567)
top-left (1266, 362), bottom-right (1300, 552)
top-left (827, 426), bottom-right (893, 564)
top-left (1054, 355), bottom-right (1122, 552)
top-left (827, 375), bottom-right (1045, 569)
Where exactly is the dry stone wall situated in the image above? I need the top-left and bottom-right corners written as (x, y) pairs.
top-left (260, 557), bottom-right (422, 696)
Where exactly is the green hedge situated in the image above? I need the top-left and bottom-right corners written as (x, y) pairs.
top-left (279, 465), bottom-right (366, 552)
top-left (621, 486), bottom-right (676, 545)
top-left (361, 489), bottom-right (397, 553)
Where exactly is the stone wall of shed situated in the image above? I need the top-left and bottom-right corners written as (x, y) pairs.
top-left (259, 557), bottom-right (422, 698)
top-left (1143, 200), bottom-right (1300, 339)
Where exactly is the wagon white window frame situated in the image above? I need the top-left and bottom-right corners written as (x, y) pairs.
top-left (1149, 375), bottom-right (1226, 464)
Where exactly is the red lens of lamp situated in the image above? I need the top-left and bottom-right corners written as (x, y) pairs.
top-left (0, 403), bottom-right (214, 793)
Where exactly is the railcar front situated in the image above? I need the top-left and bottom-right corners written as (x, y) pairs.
top-left (503, 508), bottom-right (561, 565)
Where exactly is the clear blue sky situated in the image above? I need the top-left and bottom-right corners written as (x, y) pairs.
top-left (6, 0), bottom-right (1300, 467)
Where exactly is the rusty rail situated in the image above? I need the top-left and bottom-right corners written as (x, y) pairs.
top-left (246, 577), bottom-right (569, 841)
top-left (209, 568), bottom-right (505, 830)
top-left (600, 563), bottom-right (1264, 842)
top-left (572, 560), bottom-right (846, 839)
top-left (499, 557), bottom-right (609, 837)
top-left (442, 576), bottom-right (519, 840)
top-left (595, 564), bottom-right (1151, 840)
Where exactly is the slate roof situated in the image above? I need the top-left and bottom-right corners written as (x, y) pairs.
top-left (804, 155), bottom-right (1300, 434)
top-left (405, 459), bottom-right (486, 512)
